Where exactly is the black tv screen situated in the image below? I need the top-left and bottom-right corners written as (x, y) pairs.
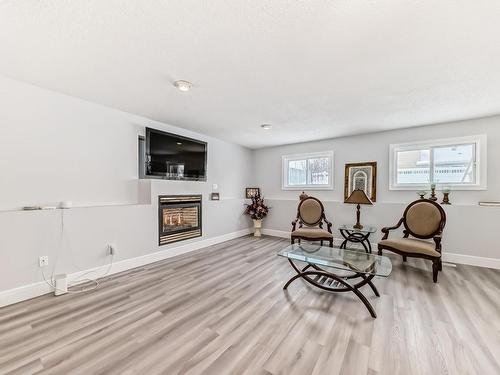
top-left (145, 128), bottom-right (207, 181)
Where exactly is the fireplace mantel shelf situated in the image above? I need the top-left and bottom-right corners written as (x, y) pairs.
top-left (0, 202), bottom-right (151, 214)
top-left (0, 195), bottom-right (246, 214)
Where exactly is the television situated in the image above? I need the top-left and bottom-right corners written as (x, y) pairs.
top-left (145, 127), bottom-right (207, 181)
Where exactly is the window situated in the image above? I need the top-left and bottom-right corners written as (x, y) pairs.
top-left (389, 135), bottom-right (487, 190)
top-left (282, 151), bottom-right (334, 190)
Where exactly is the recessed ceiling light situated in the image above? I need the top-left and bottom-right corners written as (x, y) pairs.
top-left (176, 142), bottom-right (182, 145)
top-left (174, 80), bottom-right (192, 92)
top-left (261, 124), bottom-right (272, 130)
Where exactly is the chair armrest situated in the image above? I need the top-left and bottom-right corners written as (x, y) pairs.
top-left (291, 218), bottom-right (299, 231)
top-left (381, 218), bottom-right (404, 240)
top-left (433, 234), bottom-right (442, 253)
top-left (323, 218), bottom-right (333, 233)
top-left (433, 220), bottom-right (445, 251)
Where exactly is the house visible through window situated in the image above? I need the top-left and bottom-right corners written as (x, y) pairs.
top-left (390, 135), bottom-right (486, 190)
top-left (282, 151), bottom-right (333, 190)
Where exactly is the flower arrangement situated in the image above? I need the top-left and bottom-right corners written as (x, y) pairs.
top-left (244, 194), bottom-right (269, 220)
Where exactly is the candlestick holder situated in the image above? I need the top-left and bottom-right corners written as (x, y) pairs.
top-left (417, 191), bottom-right (427, 199)
top-left (441, 191), bottom-right (451, 205)
top-left (429, 185), bottom-right (438, 201)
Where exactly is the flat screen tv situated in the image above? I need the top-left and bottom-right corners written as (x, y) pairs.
top-left (145, 127), bottom-right (207, 181)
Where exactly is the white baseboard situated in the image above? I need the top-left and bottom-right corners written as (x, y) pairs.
top-left (0, 228), bottom-right (252, 308)
top-left (441, 253), bottom-right (500, 269)
top-left (262, 228), bottom-right (500, 270)
top-left (262, 228), bottom-right (289, 238)
top-left (0, 281), bottom-right (55, 308)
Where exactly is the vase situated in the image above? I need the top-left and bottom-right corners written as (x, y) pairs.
top-left (253, 219), bottom-right (262, 237)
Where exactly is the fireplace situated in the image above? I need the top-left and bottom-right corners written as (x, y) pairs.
top-left (158, 195), bottom-right (202, 245)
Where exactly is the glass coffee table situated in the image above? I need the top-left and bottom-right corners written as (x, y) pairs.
top-left (278, 243), bottom-right (392, 318)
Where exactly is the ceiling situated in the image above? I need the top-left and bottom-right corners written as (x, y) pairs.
top-left (1, 1), bottom-right (500, 149)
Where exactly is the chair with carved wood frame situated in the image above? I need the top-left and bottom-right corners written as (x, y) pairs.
top-left (291, 197), bottom-right (334, 247)
top-left (378, 199), bottom-right (446, 283)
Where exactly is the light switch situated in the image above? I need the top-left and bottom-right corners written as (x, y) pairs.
top-left (212, 184), bottom-right (218, 191)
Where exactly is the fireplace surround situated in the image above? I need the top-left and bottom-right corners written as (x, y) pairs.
top-left (158, 195), bottom-right (202, 245)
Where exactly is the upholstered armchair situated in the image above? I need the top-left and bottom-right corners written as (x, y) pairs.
top-left (378, 199), bottom-right (446, 283)
top-left (291, 197), bottom-right (334, 247)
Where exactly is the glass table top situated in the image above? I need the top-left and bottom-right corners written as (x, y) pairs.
top-left (339, 224), bottom-right (377, 233)
top-left (278, 243), bottom-right (392, 277)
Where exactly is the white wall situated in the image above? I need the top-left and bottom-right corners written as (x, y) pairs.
top-left (2, 74), bottom-right (500, 305)
top-left (0, 76), bottom-right (253, 299)
top-left (254, 116), bottom-right (500, 263)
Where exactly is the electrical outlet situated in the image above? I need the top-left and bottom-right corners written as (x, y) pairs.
top-left (107, 244), bottom-right (116, 256)
top-left (39, 256), bottom-right (49, 267)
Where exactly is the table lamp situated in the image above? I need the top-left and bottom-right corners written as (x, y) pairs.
top-left (345, 189), bottom-right (373, 229)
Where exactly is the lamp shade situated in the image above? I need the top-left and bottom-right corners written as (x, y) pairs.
top-left (345, 189), bottom-right (373, 205)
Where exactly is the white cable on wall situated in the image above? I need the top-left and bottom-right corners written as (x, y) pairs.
top-left (42, 253), bottom-right (114, 294)
top-left (43, 207), bottom-right (114, 294)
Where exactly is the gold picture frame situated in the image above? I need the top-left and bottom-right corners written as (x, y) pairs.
top-left (344, 162), bottom-right (377, 202)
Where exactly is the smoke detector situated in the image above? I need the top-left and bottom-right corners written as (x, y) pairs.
top-left (174, 80), bottom-right (192, 92)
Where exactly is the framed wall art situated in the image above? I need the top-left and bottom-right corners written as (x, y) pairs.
top-left (245, 187), bottom-right (260, 199)
top-left (344, 162), bottom-right (377, 202)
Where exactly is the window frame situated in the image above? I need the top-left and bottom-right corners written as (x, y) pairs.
top-left (389, 134), bottom-right (487, 191)
top-left (282, 151), bottom-right (334, 190)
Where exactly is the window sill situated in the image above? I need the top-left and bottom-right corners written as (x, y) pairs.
top-left (282, 186), bottom-right (334, 191)
top-left (389, 185), bottom-right (487, 191)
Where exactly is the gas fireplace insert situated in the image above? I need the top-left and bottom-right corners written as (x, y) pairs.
top-left (158, 195), bottom-right (202, 245)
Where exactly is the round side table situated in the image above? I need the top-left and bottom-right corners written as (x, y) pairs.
top-left (339, 224), bottom-right (377, 253)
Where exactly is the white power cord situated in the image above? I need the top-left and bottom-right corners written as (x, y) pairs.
top-left (67, 253), bottom-right (114, 288)
top-left (41, 253), bottom-right (114, 294)
top-left (42, 268), bottom-right (98, 294)
top-left (42, 208), bottom-right (115, 294)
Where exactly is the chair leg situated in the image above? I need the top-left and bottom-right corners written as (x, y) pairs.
top-left (291, 238), bottom-right (295, 245)
top-left (320, 240), bottom-right (323, 246)
top-left (438, 259), bottom-right (443, 271)
top-left (329, 239), bottom-right (333, 248)
top-left (402, 255), bottom-right (407, 262)
top-left (432, 260), bottom-right (439, 283)
top-left (378, 248), bottom-right (382, 256)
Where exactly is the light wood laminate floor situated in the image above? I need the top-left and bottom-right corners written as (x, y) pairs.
top-left (1, 236), bottom-right (500, 375)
